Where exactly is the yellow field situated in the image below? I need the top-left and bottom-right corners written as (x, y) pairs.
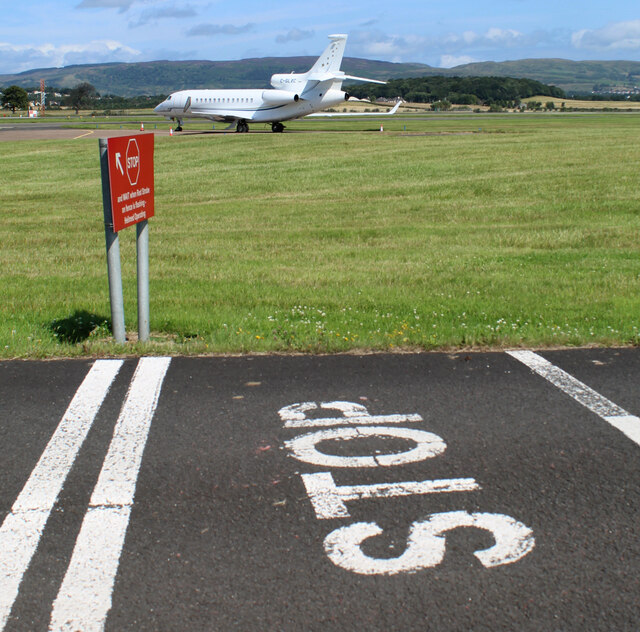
top-left (523, 95), bottom-right (640, 110)
top-left (343, 97), bottom-right (640, 113)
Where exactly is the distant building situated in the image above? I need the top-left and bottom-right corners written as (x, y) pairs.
top-left (592, 85), bottom-right (640, 96)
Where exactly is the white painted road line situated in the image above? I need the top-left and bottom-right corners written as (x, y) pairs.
top-left (0, 360), bottom-right (123, 632)
top-left (50, 357), bottom-right (171, 632)
top-left (507, 350), bottom-right (640, 447)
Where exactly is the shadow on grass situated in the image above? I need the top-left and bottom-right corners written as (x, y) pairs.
top-left (49, 310), bottom-right (111, 344)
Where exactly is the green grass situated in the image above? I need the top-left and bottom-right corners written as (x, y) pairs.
top-left (2, 112), bottom-right (640, 357)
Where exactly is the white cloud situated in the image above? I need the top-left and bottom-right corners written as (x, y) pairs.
top-left (0, 41), bottom-right (141, 74)
top-left (443, 27), bottom-right (526, 50)
top-left (348, 30), bottom-right (430, 61)
top-left (439, 54), bottom-right (477, 68)
top-left (275, 29), bottom-right (315, 44)
top-left (76, 0), bottom-right (133, 12)
top-left (572, 20), bottom-right (640, 51)
top-left (347, 26), bottom-right (554, 64)
top-left (130, 4), bottom-right (197, 28)
top-left (186, 23), bottom-right (254, 38)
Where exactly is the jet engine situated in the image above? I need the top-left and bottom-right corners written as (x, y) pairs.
top-left (320, 89), bottom-right (351, 108)
top-left (261, 90), bottom-right (300, 105)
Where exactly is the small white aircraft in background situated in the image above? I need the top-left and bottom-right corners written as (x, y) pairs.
top-left (154, 34), bottom-right (401, 133)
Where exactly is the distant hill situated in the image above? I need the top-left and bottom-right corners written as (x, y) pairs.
top-left (0, 58), bottom-right (435, 97)
top-left (448, 59), bottom-right (640, 94)
top-left (349, 76), bottom-right (565, 105)
top-left (1, 57), bottom-right (639, 97)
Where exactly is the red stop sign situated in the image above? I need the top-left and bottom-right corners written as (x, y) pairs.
top-left (125, 138), bottom-right (140, 186)
top-left (106, 134), bottom-right (154, 232)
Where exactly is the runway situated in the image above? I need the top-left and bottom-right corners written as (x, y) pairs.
top-left (0, 113), bottom-right (474, 141)
top-left (2, 348), bottom-right (640, 630)
top-left (0, 122), bottom-right (174, 141)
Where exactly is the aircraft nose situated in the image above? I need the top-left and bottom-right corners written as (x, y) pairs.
top-left (154, 96), bottom-right (174, 114)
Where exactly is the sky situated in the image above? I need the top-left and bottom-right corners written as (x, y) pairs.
top-left (2, 0), bottom-right (640, 75)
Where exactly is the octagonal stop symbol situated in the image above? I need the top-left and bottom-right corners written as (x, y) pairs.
top-left (126, 138), bottom-right (140, 186)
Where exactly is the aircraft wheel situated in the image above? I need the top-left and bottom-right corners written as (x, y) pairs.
top-left (271, 122), bottom-right (285, 133)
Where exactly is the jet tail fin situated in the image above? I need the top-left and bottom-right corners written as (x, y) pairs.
top-left (308, 34), bottom-right (348, 74)
top-left (271, 33), bottom-right (387, 93)
top-left (306, 35), bottom-right (386, 85)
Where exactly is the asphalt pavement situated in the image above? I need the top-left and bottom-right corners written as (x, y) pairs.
top-left (2, 348), bottom-right (640, 631)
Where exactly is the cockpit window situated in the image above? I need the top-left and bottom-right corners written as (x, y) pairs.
top-left (166, 96), bottom-right (171, 101)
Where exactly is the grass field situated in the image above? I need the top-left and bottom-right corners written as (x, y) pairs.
top-left (1, 112), bottom-right (640, 357)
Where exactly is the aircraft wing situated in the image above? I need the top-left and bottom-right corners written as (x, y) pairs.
top-left (190, 108), bottom-right (256, 123)
top-left (307, 101), bottom-right (403, 117)
top-left (188, 108), bottom-right (242, 123)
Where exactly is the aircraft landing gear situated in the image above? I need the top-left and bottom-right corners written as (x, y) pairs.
top-left (174, 118), bottom-right (183, 132)
top-left (271, 122), bottom-right (285, 133)
top-left (236, 120), bottom-right (249, 133)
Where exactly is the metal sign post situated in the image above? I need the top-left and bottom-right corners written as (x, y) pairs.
top-left (99, 138), bottom-right (126, 344)
top-left (99, 134), bottom-right (155, 344)
top-left (136, 219), bottom-right (150, 341)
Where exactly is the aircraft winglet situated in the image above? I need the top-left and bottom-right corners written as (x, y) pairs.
top-left (307, 100), bottom-right (403, 118)
top-left (387, 101), bottom-right (402, 114)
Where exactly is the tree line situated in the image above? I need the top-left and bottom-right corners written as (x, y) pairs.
top-left (1, 83), bottom-right (166, 114)
top-left (348, 76), bottom-right (566, 107)
top-left (3, 76), bottom-right (568, 113)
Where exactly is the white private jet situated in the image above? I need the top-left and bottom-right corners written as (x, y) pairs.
top-left (154, 34), bottom-right (399, 133)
